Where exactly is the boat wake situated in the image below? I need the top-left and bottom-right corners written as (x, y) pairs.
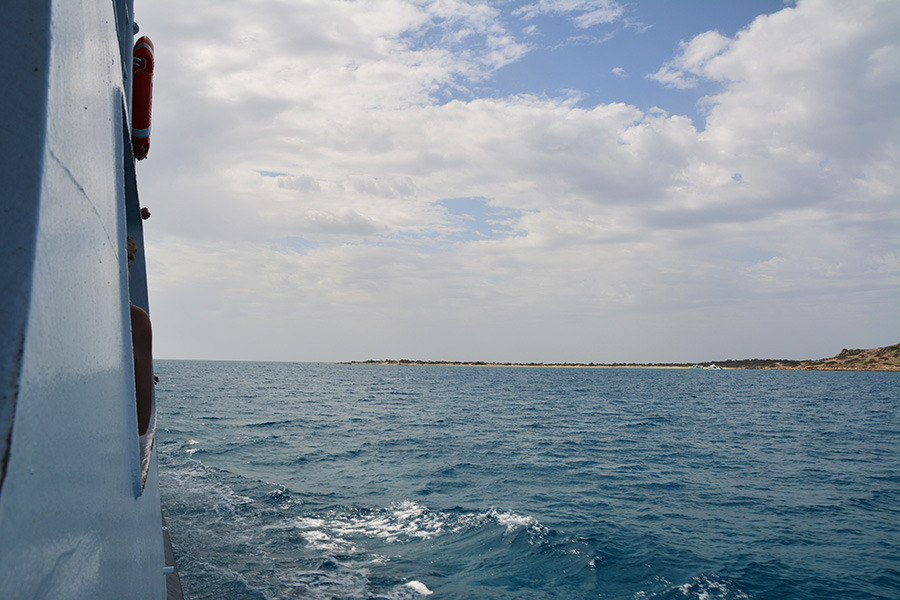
top-left (159, 438), bottom-right (561, 599)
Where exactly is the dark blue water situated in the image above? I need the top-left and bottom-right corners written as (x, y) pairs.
top-left (155, 361), bottom-right (900, 600)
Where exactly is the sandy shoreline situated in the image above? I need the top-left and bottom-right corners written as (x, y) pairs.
top-left (346, 361), bottom-right (726, 369)
top-left (344, 345), bottom-right (900, 371)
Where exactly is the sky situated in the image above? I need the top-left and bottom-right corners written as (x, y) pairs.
top-left (134, 0), bottom-right (899, 363)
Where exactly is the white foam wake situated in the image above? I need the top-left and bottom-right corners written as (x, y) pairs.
top-left (404, 580), bottom-right (433, 595)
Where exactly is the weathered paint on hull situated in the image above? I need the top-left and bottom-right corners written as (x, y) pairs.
top-left (0, 1), bottom-right (167, 598)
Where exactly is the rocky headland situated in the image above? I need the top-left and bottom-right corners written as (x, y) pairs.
top-left (792, 343), bottom-right (900, 371)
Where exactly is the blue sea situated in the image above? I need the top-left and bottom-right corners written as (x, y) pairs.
top-left (155, 361), bottom-right (900, 600)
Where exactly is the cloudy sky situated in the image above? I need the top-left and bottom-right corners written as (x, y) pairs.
top-left (135, 0), bottom-right (899, 363)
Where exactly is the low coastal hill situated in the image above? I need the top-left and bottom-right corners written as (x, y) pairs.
top-left (348, 343), bottom-right (900, 371)
top-left (795, 343), bottom-right (900, 371)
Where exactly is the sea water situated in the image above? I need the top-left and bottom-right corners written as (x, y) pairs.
top-left (155, 361), bottom-right (899, 599)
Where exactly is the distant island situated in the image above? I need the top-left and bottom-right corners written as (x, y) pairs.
top-left (347, 343), bottom-right (900, 371)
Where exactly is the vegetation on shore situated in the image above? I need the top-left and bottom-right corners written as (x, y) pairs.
top-left (795, 344), bottom-right (900, 371)
top-left (347, 343), bottom-right (900, 371)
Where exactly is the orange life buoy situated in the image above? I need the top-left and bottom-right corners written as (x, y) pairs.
top-left (131, 36), bottom-right (154, 160)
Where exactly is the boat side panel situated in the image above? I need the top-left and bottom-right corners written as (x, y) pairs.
top-left (0, 0), bottom-right (165, 598)
top-left (0, 0), bottom-right (53, 494)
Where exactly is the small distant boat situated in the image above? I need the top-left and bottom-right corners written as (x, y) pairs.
top-left (690, 364), bottom-right (703, 369)
top-left (705, 364), bottom-right (723, 370)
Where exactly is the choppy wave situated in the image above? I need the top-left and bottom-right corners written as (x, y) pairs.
top-left (159, 439), bottom-right (569, 599)
top-left (156, 362), bottom-right (900, 600)
top-left (634, 574), bottom-right (750, 600)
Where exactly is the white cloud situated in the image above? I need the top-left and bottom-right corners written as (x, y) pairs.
top-left (647, 30), bottom-right (730, 88)
top-left (276, 174), bottom-right (320, 193)
top-left (515, 0), bottom-right (625, 27)
top-left (136, 0), bottom-right (899, 362)
top-left (646, 65), bottom-right (698, 89)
